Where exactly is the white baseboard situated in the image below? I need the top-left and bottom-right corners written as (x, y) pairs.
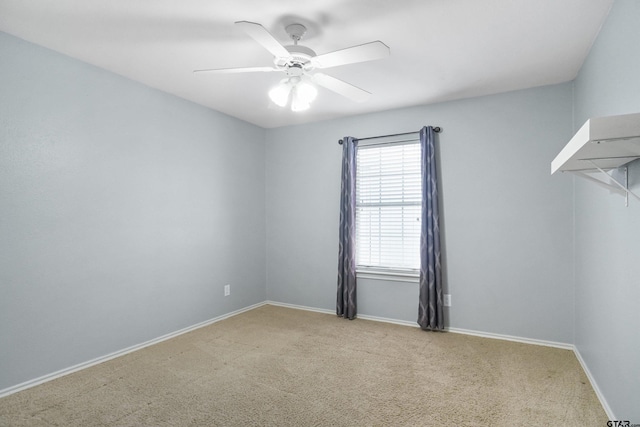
top-left (265, 300), bottom-right (335, 315)
top-left (0, 301), bottom-right (267, 399)
top-left (573, 346), bottom-right (615, 421)
top-left (266, 301), bottom-right (573, 349)
top-left (446, 326), bottom-right (574, 350)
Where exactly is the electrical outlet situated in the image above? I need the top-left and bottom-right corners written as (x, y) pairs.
top-left (224, 284), bottom-right (230, 297)
top-left (443, 294), bottom-right (451, 307)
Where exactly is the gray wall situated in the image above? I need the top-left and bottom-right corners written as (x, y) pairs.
top-left (266, 83), bottom-right (575, 344)
top-left (0, 32), bottom-right (266, 391)
top-left (572, 0), bottom-right (640, 421)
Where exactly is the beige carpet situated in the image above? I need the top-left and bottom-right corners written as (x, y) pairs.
top-left (0, 305), bottom-right (607, 426)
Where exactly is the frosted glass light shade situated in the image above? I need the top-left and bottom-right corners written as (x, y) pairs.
top-left (295, 82), bottom-right (317, 104)
top-left (268, 82), bottom-right (292, 107)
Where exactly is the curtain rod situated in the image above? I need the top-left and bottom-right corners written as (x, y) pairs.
top-left (338, 127), bottom-right (441, 145)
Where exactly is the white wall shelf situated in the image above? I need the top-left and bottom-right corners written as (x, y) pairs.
top-left (551, 112), bottom-right (640, 206)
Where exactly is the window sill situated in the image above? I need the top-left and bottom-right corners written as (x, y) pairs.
top-left (356, 269), bottom-right (419, 283)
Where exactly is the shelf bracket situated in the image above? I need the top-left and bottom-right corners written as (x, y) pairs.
top-left (570, 161), bottom-right (640, 207)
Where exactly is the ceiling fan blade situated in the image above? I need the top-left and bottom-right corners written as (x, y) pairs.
top-left (193, 66), bottom-right (279, 74)
top-left (311, 73), bottom-right (371, 103)
top-left (311, 41), bottom-right (390, 69)
top-left (235, 21), bottom-right (291, 60)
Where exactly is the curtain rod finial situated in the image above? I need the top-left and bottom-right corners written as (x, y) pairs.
top-left (338, 139), bottom-right (344, 145)
top-left (434, 127), bottom-right (441, 133)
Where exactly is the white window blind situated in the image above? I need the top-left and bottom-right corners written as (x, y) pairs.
top-left (356, 141), bottom-right (421, 272)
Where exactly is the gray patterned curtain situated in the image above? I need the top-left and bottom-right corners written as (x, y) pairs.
top-left (337, 137), bottom-right (357, 320)
top-left (417, 126), bottom-right (443, 330)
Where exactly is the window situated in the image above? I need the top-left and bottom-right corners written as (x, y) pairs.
top-left (355, 140), bottom-right (421, 279)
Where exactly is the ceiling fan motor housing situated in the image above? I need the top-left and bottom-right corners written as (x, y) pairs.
top-left (275, 44), bottom-right (317, 74)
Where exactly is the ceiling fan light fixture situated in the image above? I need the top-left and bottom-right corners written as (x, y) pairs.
top-left (269, 78), bottom-right (318, 112)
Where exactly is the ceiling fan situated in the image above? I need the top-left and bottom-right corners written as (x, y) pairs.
top-left (194, 21), bottom-right (390, 111)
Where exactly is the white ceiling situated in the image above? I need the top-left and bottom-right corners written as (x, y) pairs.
top-left (0, 0), bottom-right (614, 129)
